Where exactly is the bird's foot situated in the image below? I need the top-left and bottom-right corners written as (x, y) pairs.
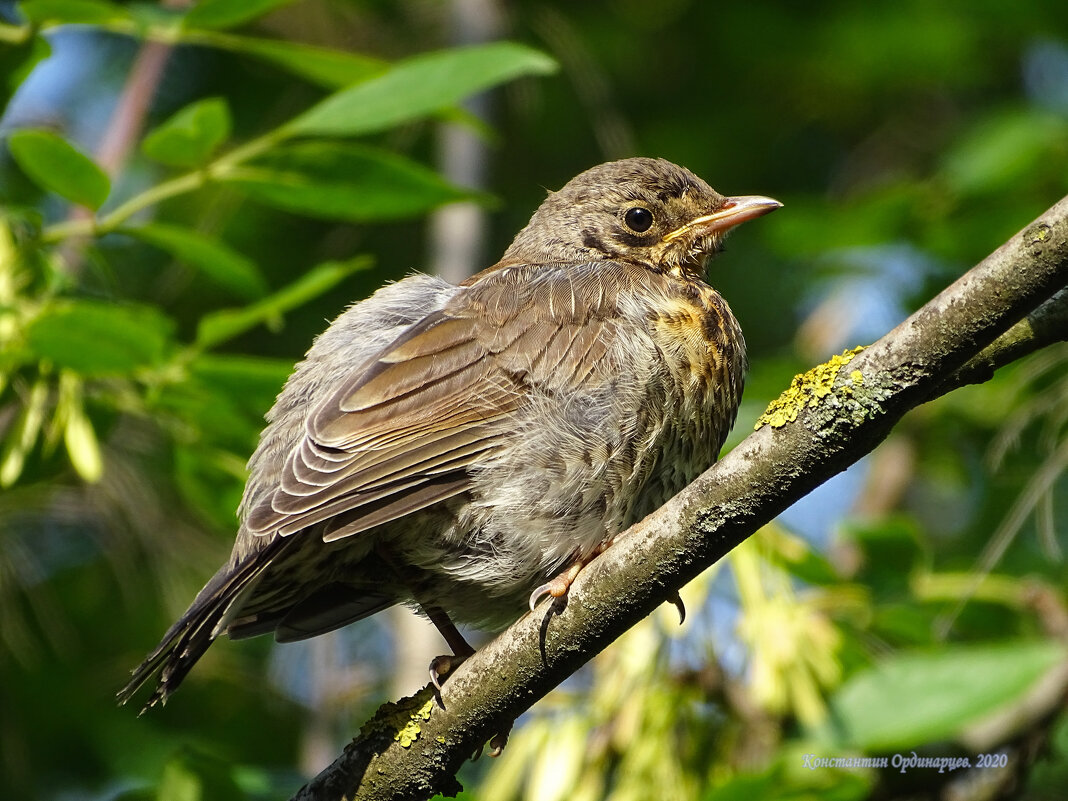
top-left (429, 652), bottom-right (470, 694)
top-left (529, 540), bottom-right (615, 613)
top-left (528, 561), bottom-right (585, 612)
top-left (488, 726), bottom-right (510, 757)
top-left (471, 719), bottom-right (513, 760)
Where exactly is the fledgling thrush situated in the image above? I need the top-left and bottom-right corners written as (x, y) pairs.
top-left (119, 157), bottom-right (781, 710)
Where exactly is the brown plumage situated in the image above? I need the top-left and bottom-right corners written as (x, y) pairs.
top-left (119, 157), bottom-right (780, 711)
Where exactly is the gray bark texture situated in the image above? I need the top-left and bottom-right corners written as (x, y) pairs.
top-left (291, 194), bottom-right (1068, 801)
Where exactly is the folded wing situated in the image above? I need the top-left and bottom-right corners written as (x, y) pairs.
top-left (244, 262), bottom-right (632, 543)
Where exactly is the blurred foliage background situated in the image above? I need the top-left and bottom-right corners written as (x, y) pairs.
top-left (1, 1), bottom-right (1066, 800)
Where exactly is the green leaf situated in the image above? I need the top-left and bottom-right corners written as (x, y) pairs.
top-left (156, 379), bottom-right (258, 455)
top-left (842, 516), bottom-right (924, 597)
top-left (159, 357), bottom-right (292, 505)
top-left (26, 300), bottom-right (175, 376)
top-left (142, 97), bottom-right (231, 168)
top-left (18, 0), bottom-right (131, 25)
top-left (703, 763), bottom-right (869, 801)
top-left (0, 377), bottom-right (48, 488)
top-left (764, 184), bottom-right (921, 258)
top-left (195, 256), bottom-right (371, 349)
top-left (703, 769), bottom-right (782, 801)
top-left (194, 32), bottom-right (385, 88)
top-left (942, 108), bottom-right (1068, 197)
top-left (288, 41), bottom-right (557, 137)
top-left (7, 130), bottom-right (110, 209)
top-left (63, 401), bottom-right (103, 482)
top-left (124, 2), bottom-right (184, 31)
top-left (157, 749), bottom-right (247, 801)
top-left (831, 640), bottom-right (1068, 750)
top-left (183, 0), bottom-right (296, 30)
top-left (173, 444), bottom-right (247, 529)
top-left (54, 372), bottom-right (103, 483)
top-left (0, 37), bottom-right (50, 118)
top-left (870, 603), bottom-right (940, 646)
top-left (123, 223), bottom-right (267, 299)
top-left (189, 353), bottom-right (292, 390)
top-left (189, 354), bottom-right (293, 414)
top-left (222, 142), bottom-right (484, 222)
top-left (764, 525), bottom-right (841, 586)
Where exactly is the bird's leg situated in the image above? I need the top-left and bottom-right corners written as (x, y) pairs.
top-left (422, 603), bottom-right (476, 693)
top-left (374, 543), bottom-right (474, 695)
top-left (422, 604), bottom-right (512, 754)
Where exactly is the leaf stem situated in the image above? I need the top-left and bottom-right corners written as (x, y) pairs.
top-left (41, 171), bottom-right (203, 242)
top-left (40, 126), bottom-right (290, 243)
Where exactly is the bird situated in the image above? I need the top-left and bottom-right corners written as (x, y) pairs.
top-left (118, 157), bottom-right (781, 712)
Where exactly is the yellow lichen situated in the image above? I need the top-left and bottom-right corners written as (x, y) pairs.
top-left (394, 697), bottom-right (436, 748)
top-left (359, 687), bottom-right (437, 749)
top-left (755, 347), bottom-right (865, 430)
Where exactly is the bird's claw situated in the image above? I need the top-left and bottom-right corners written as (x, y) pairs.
top-left (667, 590), bottom-right (686, 625)
top-left (528, 562), bottom-right (584, 612)
top-left (429, 653), bottom-right (469, 702)
top-left (527, 578), bottom-right (562, 612)
top-left (488, 726), bottom-right (510, 757)
top-left (472, 721), bottom-right (513, 760)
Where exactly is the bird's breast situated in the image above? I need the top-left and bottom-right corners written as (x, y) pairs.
top-left (625, 278), bottom-right (747, 520)
top-left (646, 280), bottom-right (747, 420)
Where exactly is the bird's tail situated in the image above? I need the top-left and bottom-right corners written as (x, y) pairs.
top-left (117, 551), bottom-right (273, 714)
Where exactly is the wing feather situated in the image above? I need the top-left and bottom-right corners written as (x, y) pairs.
top-left (245, 262), bottom-right (642, 542)
top-left (274, 429), bottom-right (497, 514)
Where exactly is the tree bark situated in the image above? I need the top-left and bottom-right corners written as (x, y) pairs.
top-left (291, 196), bottom-right (1068, 801)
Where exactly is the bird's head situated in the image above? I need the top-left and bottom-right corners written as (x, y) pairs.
top-left (503, 157), bottom-right (781, 280)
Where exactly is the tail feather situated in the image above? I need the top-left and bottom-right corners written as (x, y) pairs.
top-left (117, 548), bottom-right (278, 714)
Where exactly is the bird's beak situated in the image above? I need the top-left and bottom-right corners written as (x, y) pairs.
top-left (663, 195), bottom-right (783, 242)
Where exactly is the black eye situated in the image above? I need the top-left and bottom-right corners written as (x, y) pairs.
top-left (624, 206), bottom-right (653, 233)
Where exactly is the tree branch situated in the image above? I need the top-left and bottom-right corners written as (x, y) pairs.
top-left (949, 286), bottom-right (1067, 390)
top-left (291, 195), bottom-right (1068, 801)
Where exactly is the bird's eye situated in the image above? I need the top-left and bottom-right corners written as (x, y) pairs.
top-left (624, 206), bottom-right (653, 233)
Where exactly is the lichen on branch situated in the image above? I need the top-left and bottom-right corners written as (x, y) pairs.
top-left (755, 346), bottom-right (866, 429)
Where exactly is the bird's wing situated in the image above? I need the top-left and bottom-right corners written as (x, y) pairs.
top-left (243, 261), bottom-right (636, 542)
